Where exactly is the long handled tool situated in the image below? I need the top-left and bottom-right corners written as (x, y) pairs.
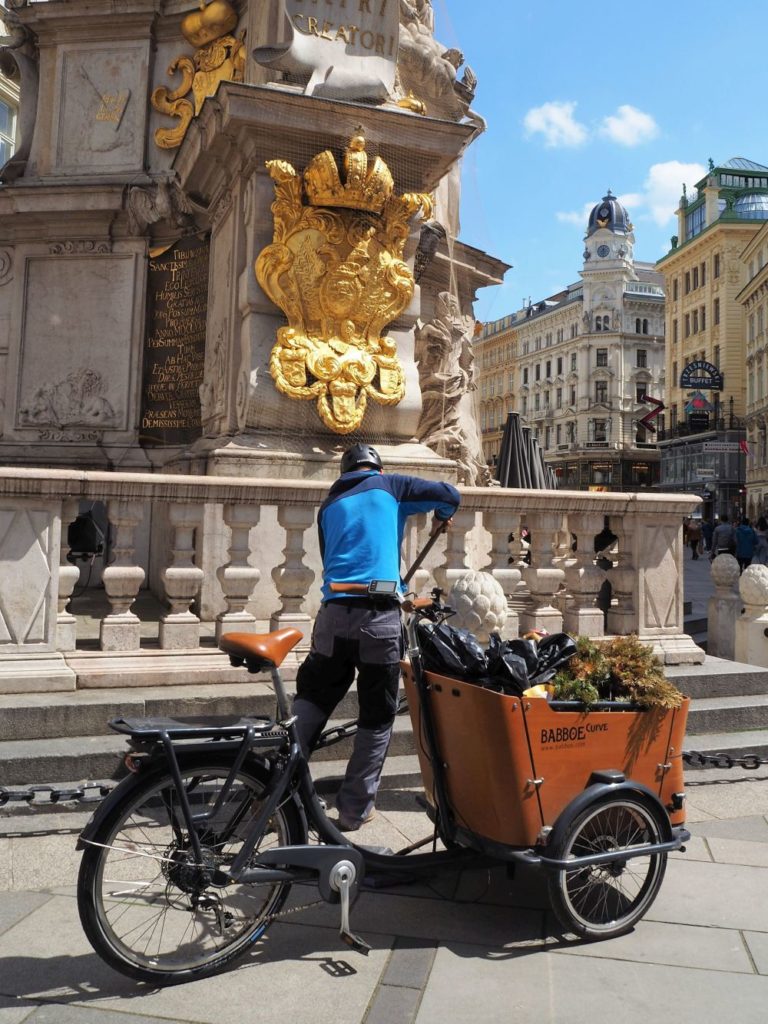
top-left (403, 518), bottom-right (450, 586)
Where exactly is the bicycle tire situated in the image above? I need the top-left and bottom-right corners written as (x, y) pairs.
top-left (78, 755), bottom-right (305, 985)
top-left (547, 794), bottom-right (667, 940)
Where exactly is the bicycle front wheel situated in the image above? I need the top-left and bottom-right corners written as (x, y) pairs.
top-left (547, 795), bottom-right (667, 940)
top-left (78, 756), bottom-right (305, 985)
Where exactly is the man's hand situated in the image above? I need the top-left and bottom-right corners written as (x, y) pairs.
top-left (431, 515), bottom-right (452, 536)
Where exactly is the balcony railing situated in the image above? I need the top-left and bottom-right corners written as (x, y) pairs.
top-left (0, 467), bottom-right (704, 694)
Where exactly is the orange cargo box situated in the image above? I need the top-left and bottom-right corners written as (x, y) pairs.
top-left (401, 662), bottom-right (689, 849)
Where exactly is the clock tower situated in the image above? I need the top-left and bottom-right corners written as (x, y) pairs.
top-left (580, 191), bottom-right (638, 321)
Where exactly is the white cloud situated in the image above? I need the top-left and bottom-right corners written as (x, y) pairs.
top-left (556, 202), bottom-right (595, 226)
top-left (523, 101), bottom-right (588, 148)
top-left (641, 160), bottom-right (707, 225)
top-left (555, 164), bottom-right (706, 234)
top-left (600, 105), bottom-right (659, 147)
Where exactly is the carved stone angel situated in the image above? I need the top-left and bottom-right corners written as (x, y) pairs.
top-left (415, 291), bottom-right (490, 485)
top-left (126, 179), bottom-right (196, 236)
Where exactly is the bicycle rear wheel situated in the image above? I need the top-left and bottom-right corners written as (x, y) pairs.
top-left (78, 756), bottom-right (305, 985)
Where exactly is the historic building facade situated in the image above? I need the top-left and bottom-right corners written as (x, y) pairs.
top-left (656, 158), bottom-right (768, 519)
top-left (0, 13), bottom-right (20, 168)
top-left (739, 220), bottom-right (768, 519)
top-left (477, 193), bottom-right (664, 490)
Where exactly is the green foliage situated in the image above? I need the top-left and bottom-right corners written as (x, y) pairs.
top-left (552, 634), bottom-right (683, 710)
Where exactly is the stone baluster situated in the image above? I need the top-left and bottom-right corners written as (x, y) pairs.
top-left (56, 497), bottom-right (81, 652)
top-left (216, 503), bottom-right (262, 641)
top-left (605, 514), bottom-right (635, 636)
top-left (483, 510), bottom-right (522, 638)
top-left (708, 554), bottom-right (740, 659)
top-left (159, 503), bottom-right (205, 650)
top-left (519, 511), bottom-right (565, 634)
top-left (100, 501), bottom-right (145, 652)
top-left (271, 505), bottom-right (315, 659)
top-left (404, 513), bottom-right (431, 597)
top-left (563, 511), bottom-right (606, 638)
top-left (735, 565), bottom-right (768, 668)
top-left (432, 509), bottom-right (475, 595)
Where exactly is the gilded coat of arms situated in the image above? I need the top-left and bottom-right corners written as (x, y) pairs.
top-left (255, 134), bottom-right (432, 434)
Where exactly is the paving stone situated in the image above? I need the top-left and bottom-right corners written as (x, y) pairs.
top-left (647, 858), bottom-right (768, 932)
top-left (670, 834), bottom-right (711, 862)
top-left (416, 945), bottom-right (768, 1024)
top-left (689, 815), bottom-right (768, 843)
top-left (0, 892), bottom-right (390, 1024)
top-left (552, 919), bottom-right (753, 973)
top-left (9, 836), bottom-right (81, 893)
top-left (380, 939), bottom-right (436, 990)
top-left (684, 778), bottom-right (768, 819)
top-left (0, 893), bottom-right (51, 939)
top-left (706, 836), bottom-right (768, 867)
top-left (364, 984), bottom-right (422, 1024)
top-left (24, 1005), bottom-right (177, 1023)
top-left (744, 930), bottom-right (768, 974)
top-left (0, 996), bottom-right (37, 1024)
top-left (0, 841), bottom-right (9, 892)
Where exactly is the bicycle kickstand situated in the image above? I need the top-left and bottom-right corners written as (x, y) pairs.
top-left (330, 861), bottom-right (371, 956)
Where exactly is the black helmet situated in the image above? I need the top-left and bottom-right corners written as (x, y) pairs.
top-left (340, 443), bottom-right (383, 475)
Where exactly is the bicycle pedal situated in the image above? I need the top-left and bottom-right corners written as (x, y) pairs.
top-left (341, 930), bottom-right (371, 956)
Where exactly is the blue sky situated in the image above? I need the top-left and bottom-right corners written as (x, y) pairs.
top-left (435, 0), bottom-right (768, 321)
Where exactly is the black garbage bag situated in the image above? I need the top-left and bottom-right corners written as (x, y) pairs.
top-left (416, 621), bottom-right (488, 679)
top-left (485, 632), bottom-right (578, 694)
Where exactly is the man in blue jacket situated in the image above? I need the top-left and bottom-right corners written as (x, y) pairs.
top-left (294, 442), bottom-right (460, 831)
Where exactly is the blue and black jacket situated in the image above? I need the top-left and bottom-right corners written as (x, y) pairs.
top-left (318, 471), bottom-right (460, 601)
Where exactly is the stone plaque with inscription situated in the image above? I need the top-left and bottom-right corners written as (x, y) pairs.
top-left (140, 235), bottom-right (210, 447)
top-left (253, 0), bottom-right (398, 102)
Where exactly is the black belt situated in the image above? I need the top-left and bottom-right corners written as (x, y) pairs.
top-left (324, 596), bottom-right (401, 611)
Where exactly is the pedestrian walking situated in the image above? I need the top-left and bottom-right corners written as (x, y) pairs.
top-left (701, 517), bottom-right (715, 553)
top-left (293, 443), bottom-right (460, 831)
top-left (710, 514), bottom-right (736, 560)
top-left (753, 516), bottom-right (768, 565)
top-left (735, 517), bottom-right (757, 572)
top-left (687, 518), bottom-right (702, 560)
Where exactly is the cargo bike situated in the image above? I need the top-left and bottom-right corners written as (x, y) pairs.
top-left (76, 589), bottom-right (690, 986)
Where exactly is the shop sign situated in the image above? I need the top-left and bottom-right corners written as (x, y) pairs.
top-left (703, 442), bottom-right (740, 452)
top-left (679, 360), bottom-right (724, 390)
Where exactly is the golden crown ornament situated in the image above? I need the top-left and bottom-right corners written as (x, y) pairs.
top-left (255, 135), bottom-right (433, 435)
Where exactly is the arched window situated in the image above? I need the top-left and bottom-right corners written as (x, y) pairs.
top-left (635, 318), bottom-right (641, 333)
top-left (643, 319), bottom-right (649, 334)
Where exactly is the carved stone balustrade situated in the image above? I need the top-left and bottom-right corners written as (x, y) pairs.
top-left (0, 468), bottom-right (703, 694)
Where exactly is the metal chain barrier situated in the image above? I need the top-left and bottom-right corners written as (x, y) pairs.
top-left (0, 782), bottom-right (114, 810)
top-left (682, 751), bottom-right (768, 770)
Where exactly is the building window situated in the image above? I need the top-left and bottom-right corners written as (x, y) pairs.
top-left (635, 318), bottom-right (641, 334)
top-left (535, 364), bottom-right (541, 381)
top-left (673, 278), bottom-right (679, 301)
top-left (545, 426), bottom-right (551, 448)
top-left (545, 332), bottom-right (552, 346)
top-left (545, 360), bottom-right (551, 378)
top-left (692, 266), bottom-right (699, 289)
top-left (556, 388), bottom-right (562, 408)
top-left (556, 424), bottom-right (562, 444)
top-left (592, 419), bottom-right (608, 443)
top-left (0, 98), bottom-right (16, 166)
top-left (673, 319), bottom-right (678, 344)
top-left (522, 396), bottom-right (528, 415)
top-left (637, 349), bottom-right (647, 368)
top-left (714, 345), bottom-right (720, 368)
top-left (701, 261), bottom-right (706, 286)
top-left (595, 380), bottom-right (608, 404)
top-left (557, 356), bottom-right (563, 375)
top-left (523, 367), bottom-right (529, 385)
top-left (596, 348), bottom-right (608, 367)
top-left (673, 360), bottom-right (678, 383)
top-left (534, 394), bottom-right (540, 411)
top-left (684, 271), bottom-right (691, 294)
top-left (714, 298), bottom-right (720, 325)
top-left (571, 352), bottom-right (577, 372)
top-left (700, 306), bottom-right (706, 331)
top-left (636, 384), bottom-right (647, 402)
top-left (684, 314), bottom-right (690, 337)
top-left (714, 253), bottom-right (721, 278)
top-left (570, 385), bottom-right (576, 406)
top-left (692, 309), bottom-right (699, 333)
top-left (544, 391), bottom-right (550, 408)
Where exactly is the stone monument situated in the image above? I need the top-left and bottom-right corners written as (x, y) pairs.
top-left (0, 0), bottom-right (506, 626)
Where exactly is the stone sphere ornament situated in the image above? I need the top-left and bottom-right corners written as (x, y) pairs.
top-left (711, 553), bottom-right (740, 589)
top-left (739, 564), bottom-right (768, 607)
top-left (446, 570), bottom-right (508, 642)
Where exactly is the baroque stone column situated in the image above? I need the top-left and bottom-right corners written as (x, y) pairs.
top-left (100, 501), bottom-right (145, 652)
top-left (432, 509), bottom-right (475, 595)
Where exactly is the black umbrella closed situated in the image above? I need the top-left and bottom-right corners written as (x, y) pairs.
top-left (495, 412), bottom-right (557, 489)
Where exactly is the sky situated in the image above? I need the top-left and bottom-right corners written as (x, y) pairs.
top-left (433, 0), bottom-right (768, 322)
